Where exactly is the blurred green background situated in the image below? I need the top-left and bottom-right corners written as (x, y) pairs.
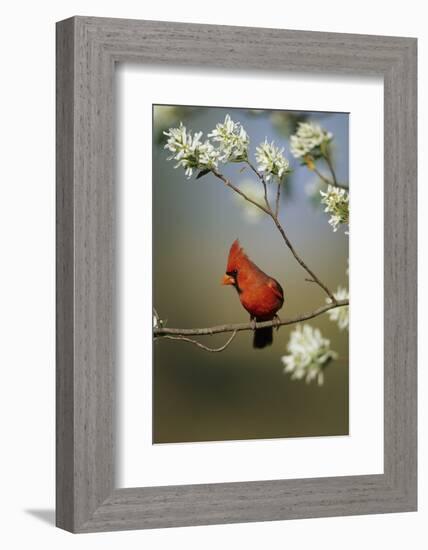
top-left (153, 105), bottom-right (349, 444)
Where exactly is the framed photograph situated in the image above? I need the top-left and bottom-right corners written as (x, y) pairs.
top-left (56, 16), bottom-right (417, 533)
top-left (151, 104), bottom-right (350, 445)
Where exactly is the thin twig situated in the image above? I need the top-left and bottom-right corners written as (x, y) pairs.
top-left (155, 331), bottom-right (238, 352)
top-left (154, 300), bottom-right (348, 337)
top-left (312, 166), bottom-right (332, 186)
top-left (246, 159), bottom-right (265, 183)
top-left (262, 179), bottom-right (270, 209)
top-left (324, 152), bottom-right (338, 186)
top-left (269, 212), bottom-right (336, 302)
top-left (245, 160), bottom-right (271, 209)
top-left (323, 152), bottom-right (348, 190)
top-left (211, 168), bottom-right (270, 215)
top-left (275, 180), bottom-right (281, 218)
top-left (313, 164), bottom-right (348, 191)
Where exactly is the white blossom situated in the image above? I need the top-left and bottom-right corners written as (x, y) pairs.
top-left (164, 123), bottom-right (220, 178)
top-left (319, 184), bottom-right (349, 232)
top-left (255, 139), bottom-right (290, 182)
top-left (281, 325), bottom-right (338, 386)
top-left (290, 122), bottom-right (332, 159)
top-left (208, 114), bottom-right (249, 162)
top-left (326, 287), bottom-right (349, 331)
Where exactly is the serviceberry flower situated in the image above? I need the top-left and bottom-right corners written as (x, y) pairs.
top-left (320, 184), bottom-right (349, 232)
top-left (281, 324), bottom-right (338, 386)
top-left (255, 139), bottom-right (290, 182)
top-left (164, 123), bottom-right (220, 178)
top-left (208, 114), bottom-right (249, 162)
top-left (290, 122), bottom-right (332, 159)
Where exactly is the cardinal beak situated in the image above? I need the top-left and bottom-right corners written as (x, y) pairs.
top-left (221, 274), bottom-right (235, 286)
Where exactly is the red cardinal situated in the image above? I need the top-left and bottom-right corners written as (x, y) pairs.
top-left (222, 239), bottom-right (284, 349)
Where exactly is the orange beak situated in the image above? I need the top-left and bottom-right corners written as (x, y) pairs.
top-left (221, 274), bottom-right (235, 286)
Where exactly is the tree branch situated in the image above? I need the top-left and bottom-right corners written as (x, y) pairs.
top-left (154, 300), bottom-right (348, 337)
top-left (155, 331), bottom-right (238, 352)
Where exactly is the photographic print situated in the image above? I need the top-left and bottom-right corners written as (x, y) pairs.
top-left (153, 105), bottom-right (349, 444)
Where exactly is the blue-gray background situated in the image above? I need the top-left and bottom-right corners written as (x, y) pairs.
top-left (153, 105), bottom-right (349, 443)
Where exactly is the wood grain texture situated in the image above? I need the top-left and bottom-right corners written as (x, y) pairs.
top-left (56, 18), bottom-right (75, 532)
top-left (56, 16), bottom-right (417, 533)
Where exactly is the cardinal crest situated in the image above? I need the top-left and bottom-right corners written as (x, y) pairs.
top-left (226, 239), bottom-right (249, 272)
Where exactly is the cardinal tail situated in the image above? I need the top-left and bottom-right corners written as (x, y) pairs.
top-left (253, 325), bottom-right (273, 349)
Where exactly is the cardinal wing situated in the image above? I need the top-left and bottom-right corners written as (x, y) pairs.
top-left (267, 278), bottom-right (284, 301)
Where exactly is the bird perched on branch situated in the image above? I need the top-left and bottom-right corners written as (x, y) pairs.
top-left (222, 239), bottom-right (284, 349)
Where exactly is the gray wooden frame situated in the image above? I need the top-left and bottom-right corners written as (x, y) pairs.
top-left (56, 16), bottom-right (417, 533)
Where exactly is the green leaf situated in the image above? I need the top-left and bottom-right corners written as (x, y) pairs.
top-left (196, 169), bottom-right (211, 179)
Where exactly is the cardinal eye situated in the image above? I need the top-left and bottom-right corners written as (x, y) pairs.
top-left (226, 269), bottom-right (238, 277)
